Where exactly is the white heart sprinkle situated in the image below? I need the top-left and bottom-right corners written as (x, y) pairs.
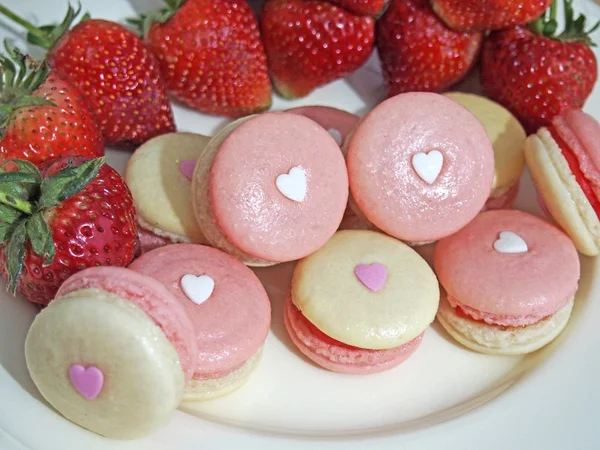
top-left (327, 128), bottom-right (342, 146)
top-left (412, 150), bottom-right (444, 184)
top-left (493, 231), bottom-right (528, 254)
top-left (275, 166), bottom-right (307, 202)
top-left (180, 274), bottom-right (215, 305)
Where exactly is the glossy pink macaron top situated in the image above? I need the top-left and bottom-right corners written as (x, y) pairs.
top-left (347, 92), bottom-right (495, 242)
top-left (209, 112), bottom-right (348, 262)
top-left (434, 210), bottom-right (580, 327)
top-left (286, 105), bottom-right (360, 150)
top-left (129, 244), bottom-right (271, 379)
top-left (551, 109), bottom-right (600, 198)
top-left (56, 266), bottom-right (198, 382)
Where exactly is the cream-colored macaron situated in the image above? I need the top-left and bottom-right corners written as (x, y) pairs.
top-left (444, 92), bottom-right (526, 207)
top-left (292, 230), bottom-right (439, 349)
top-left (125, 132), bottom-right (211, 249)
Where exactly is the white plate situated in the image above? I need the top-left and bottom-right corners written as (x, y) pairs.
top-left (1, 1), bottom-right (600, 449)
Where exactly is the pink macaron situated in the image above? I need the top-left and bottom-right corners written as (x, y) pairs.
top-left (346, 92), bottom-right (495, 244)
top-left (434, 210), bottom-right (580, 355)
top-left (192, 112), bottom-right (349, 266)
top-left (129, 244), bottom-right (271, 400)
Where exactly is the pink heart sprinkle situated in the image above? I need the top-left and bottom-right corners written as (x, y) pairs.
top-left (69, 364), bottom-right (104, 400)
top-left (354, 263), bottom-right (387, 292)
top-left (179, 160), bottom-right (196, 180)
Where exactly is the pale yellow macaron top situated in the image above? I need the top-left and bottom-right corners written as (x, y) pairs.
top-left (445, 92), bottom-right (526, 191)
top-left (125, 132), bottom-right (210, 243)
top-left (292, 230), bottom-right (439, 350)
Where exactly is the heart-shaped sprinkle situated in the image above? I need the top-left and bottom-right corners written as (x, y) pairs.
top-left (327, 128), bottom-right (342, 146)
top-left (493, 231), bottom-right (528, 254)
top-left (179, 160), bottom-right (196, 180)
top-left (69, 365), bottom-right (104, 400)
top-left (181, 274), bottom-right (215, 305)
top-left (354, 263), bottom-right (387, 292)
top-left (412, 150), bottom-right (443, 184)
top-left (275, 166), bottom-right (307, 202)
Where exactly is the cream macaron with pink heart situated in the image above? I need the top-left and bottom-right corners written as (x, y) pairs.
top-left (129, 244), bottom-right (271, 400)
top-left (345, 92), bottom-right (495, 244)
top-left (191, 112), bottom-right (348, 266)
top-left (434, 210), bottom-right (580, 355)
top-left (25, 266), bottom-right (198, 439)
top-left (125, 132), bottom-right (211, 253)
top-left (285, 230), bottom-right (439, 374)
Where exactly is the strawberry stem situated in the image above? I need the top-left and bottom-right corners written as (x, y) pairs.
top-left (528, 0), bottom-right (598, 46)
top-left (0, 5), bottom-right (52, 48)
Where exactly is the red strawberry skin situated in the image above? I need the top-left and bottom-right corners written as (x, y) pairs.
top-left (376, 0), bottom-right (482, 97)
top-left (145, 0), bottom-right (271, 117)
top-left (0, 158), bottom-right (137, 304)
top-left (261, 0), bottom-right (374, 99)
top-left (325, 0), bottom-right (387, 17)
top-left (0, 74), bottom-right (104, 166)
top-left (48, 20), bottom-right (175, 149)
top-left (481, 27), bottom-right (598, 134)
top-left (431, 0), bottom-right (552, 32)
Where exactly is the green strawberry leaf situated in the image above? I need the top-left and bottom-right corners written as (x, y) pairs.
top-left (26, 212), bottom-right (55, 266)
top-left (38, 157), bottom-right (105, 209)
top-left (5, 220), bottom-right (26, 294)
top-left (0, 203), bottom-right (23, 225)
top-left (0, 220), bottom-right (17, 243)
top-left (0, 171), bottom-right (39, 184)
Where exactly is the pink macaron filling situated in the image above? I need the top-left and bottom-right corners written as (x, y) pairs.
top-left (56, 266), bottom-right (198, 382)
top-left (137, 227), bottom-right (171, 254)
top-left (482, 181), bottom-right (520, 212)
top-left (285, 295), bottom-right (422, 374)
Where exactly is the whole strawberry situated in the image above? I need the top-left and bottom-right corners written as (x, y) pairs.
top-left (324, 0), bottom-right (387, 17)
top-left (0, 157), bottom-right (137, 304)
top-left (481, 0), bottom-right (599, 133)
top-left (0, 47), bottom-right (104, 166)
top-left (0, 4), bottom-right (175, 149)
top-left (376, 0), bottom-right (482, 96)
top-left (261, 0), bottom-right (375, 99)
top-left (431, 0), bottom-right (551, 32)
top-left (132, 0), bottom-right (271, 117)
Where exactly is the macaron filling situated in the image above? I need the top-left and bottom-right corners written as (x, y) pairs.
top-left (447, 294), bottom-right (572, 327)
top-left (548, 126), bottom-right (600, 219)
top-left (483, 181), bottom-right (520, 211)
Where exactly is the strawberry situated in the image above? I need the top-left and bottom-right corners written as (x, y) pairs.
top-left (0, 157), bottom-right (137, 304)
top-left (324, 0), bottom-right (388, 17)
top-left (260, 0), bottom-right (375, 99)
top-left (481, 0), bottom-right (599, 133)
top-left (0, 4), bottom-right (175, 149)
top-left (131, 0), bottom-right (271, 117)
top-left (431, 0), bottom-right (552, 32)
top-left (376, 0), bottom-right (482, 96)
top-left (0, 47), bottom-right (104, 166)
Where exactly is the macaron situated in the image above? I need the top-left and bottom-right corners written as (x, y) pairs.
top-left (286, 230), bottom-right (439, 374)
top-left (524, 109), bottom-right (600, 256)
top-left (25, 266), bottom-right (198, 439)
top-left (434, 210), bottom-right (580, 355)
top-left (129, 244), bottom-right (271, 401)
top-left (444, 92), bottom-right (526, 211)
top-left (285, 105), bottom-right (359, 149)
top-left (191, 112), bottom-right (348, 265)
top-left (125, 132), bottom-right (211, 253)
top-left (346, 92), bottom-right (495, 244)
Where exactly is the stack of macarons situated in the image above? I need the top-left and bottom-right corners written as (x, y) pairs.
top-left (21, 91), bottom-right (599, 441)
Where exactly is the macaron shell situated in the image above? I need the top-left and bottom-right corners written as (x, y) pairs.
top-left (437, 294), bottom-right (574, 355)
top-left (207, 112), bottom-right (348, 262)
top-left (182, 348), bottom-right (263, 402)
top-left (347, 92), bottom-right (494, 242)
top-left (56, 266), bottom-right (198, 382)
top-left (434, 210), bottom-right (580, 320)
top-left (444, 92), bottom-right (526, 190)
top-left (125, 132), bottom-right (210, 243)
top-left (525, 130), bottom-right (600, 256)
top-left (129, 244), bottom-right (271, 379)
top-left (292, 230), bottom-right (439, 349)
top-left (25, 291), bottom-right (185, 439)
top-left (285, 294), bottom-right (422, 374)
